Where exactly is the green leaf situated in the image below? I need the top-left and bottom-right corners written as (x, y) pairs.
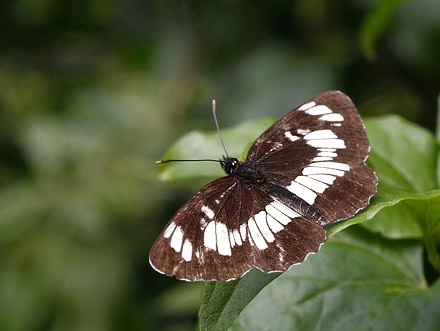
top-left (326, 189), bottom-right (440, 238)
top-left (356, 200), bottom-right (422, 239)
top-left (199, 270), bottom-right (280, 331)
top-left (359, 0), bottom-right (408, 61)
top-left (229, 227), bottom-right (440, 331)
top-left (340, 115), bottom-right (439, 239)
top-left (405, 197), bottom-right (440, 272)
top-left (160, 114), bottom-right (440, 328)
top-left (157, 118), bottom-right (275, 181)
top-left (336, 115), bottom-right (440, 269)
top-left (366, 115), bottom-right (437, 193)
top-left (436, 93), bottom-right (440, 192)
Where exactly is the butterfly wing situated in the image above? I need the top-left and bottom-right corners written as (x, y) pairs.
top-left (150, 177), bottom-right (246, 281)
top-left (151, 90), bottom-right (376, 281)
top-left (242, 185), bottom-right (325, 274)
top-left (149, 176), bottom-right (325, 281)
top-left (246, 90), bottom-right (377, 224)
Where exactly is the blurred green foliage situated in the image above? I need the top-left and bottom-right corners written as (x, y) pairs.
top-left (359, 0), bottom-right (408, 60)
top-left (1, 1), bottom-right (440, 331)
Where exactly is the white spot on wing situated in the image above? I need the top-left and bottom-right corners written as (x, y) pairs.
top-left (319, 113), bottom-right (344, 122)
top-left (298, 101), bottom-right (316, 111)
top-left (303, 166), bottom-right (345, 177)
top-left (248, 233), bottom-right (254, 246)
top-left (269, 142), bottom-right (283, 152)
top-left (318, 151), bottom-right (338, 157)
top-left (266, 205), bottom-right (291, 225)
top-left (204, 221), bottom-right (216, 251)
top-left (279, 253), bottom-right (284, 262)
top-left (229, 231), bottom-right (236, 248)
top-left (304, 129), bottom-right (337, 140)
top-left (295, 175), bottom-right (328, 193)
top-left (267, 214), bottom-right (284, 233)
top-left (309, 161), bottom-right (350, 171)
top-left (170, 226), bottom-right (183, 252)
top-left (201, 205), bottom-right (215, 219)
top-left (200, 218), bottom-right (207, 231)
top-left (254, 211), bottom-right (275, 243)
top-left (163, 222), bottom-right (176, 238)
top-left (248, 217), bottom-right (268, 250)
top-left (297, 129), bottom-right (311, 135)
top-left (284, 131), bottom-right (300, 142)
top-left (240, 223), bottom-right (247, 241)
top-left (305, 105), bottom-right (332, 115)
top-left (308, 174), bottom-right (337, 185)
top-left (286, 181), bottom-right (317, 204)
top-left (312, 156), bottom-right (333, 162)
top-left (307, 139), bottom-right (346, 149)
top-left (233, 230), bottom-right (242, 246)
top-left (182, 239), bottom-right (192, 261)
top-left (216, 222), bottom-right (231, 256)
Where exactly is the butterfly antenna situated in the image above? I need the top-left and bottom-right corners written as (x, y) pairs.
top-left (155, 159), bottom-right (220, 164)
top-left (212, 99), bottom-right (230, 158)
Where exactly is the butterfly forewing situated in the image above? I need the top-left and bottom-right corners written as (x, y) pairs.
top-left (149, 176), bottom-right (325, 281)
top-left (247, 91), bottom-right (370, 164)
top-left (247, 91), bottom-right (377, 224)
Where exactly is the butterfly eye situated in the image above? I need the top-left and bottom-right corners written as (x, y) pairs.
top-left (231, 158), bottom-right (239, 168)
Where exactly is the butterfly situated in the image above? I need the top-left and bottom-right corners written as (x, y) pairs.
top-left (150, 91), bottom-right (377, 282)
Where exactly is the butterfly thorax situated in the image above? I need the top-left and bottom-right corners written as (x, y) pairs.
top-left (221, 157), bottom-right (265, 184)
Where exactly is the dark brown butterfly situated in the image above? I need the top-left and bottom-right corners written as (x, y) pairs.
top-left (150, 91), bottom-right (377, 281)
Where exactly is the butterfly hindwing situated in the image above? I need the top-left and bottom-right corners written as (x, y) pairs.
top-left (149, 177), bottom-right (250, 281)
top-left (245, 186), bottom-right (325, 273)
top-left (149, 177), bottom-right (325, 281)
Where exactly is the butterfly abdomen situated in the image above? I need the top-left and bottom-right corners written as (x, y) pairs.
top-left (265, 184), bottom-right (328, 225)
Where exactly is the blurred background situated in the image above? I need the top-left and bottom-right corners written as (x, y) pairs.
top-left (0, 1), bottom-right (439, 330)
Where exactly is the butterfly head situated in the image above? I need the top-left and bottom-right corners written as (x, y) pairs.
top-left (221, 157), bottom-right (240, 175)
